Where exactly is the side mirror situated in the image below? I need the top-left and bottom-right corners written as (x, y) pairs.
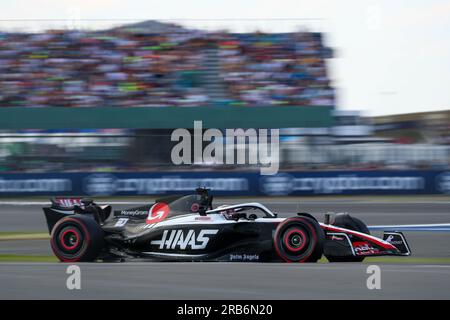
top-left (324, 213), bottom-right (335, 224)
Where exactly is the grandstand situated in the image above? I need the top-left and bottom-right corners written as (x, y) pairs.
top-left (0, 20), bottom-right (334, 108)
top-left (1, 20), bottom-right (448, 175)
top-left (372, 109), bottom-right (450, 144)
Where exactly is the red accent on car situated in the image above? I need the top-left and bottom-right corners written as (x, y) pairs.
top-left (53, 198), bottom-right (82, 208)
top-left (283, 229), bottom-right (307, 252)
top-left (274, 217), bottom-right (317, 263)
top-left (59, 229), bottom-right (80, 250)
top-left (190, 203), bottom-right (200, 212)
top-left (146, 202), bottom-right (170, 224)
top-left (50, 217), bottom-right (91, 262)
top-left (353, 241), bottom-right (380, 255)
top-left (322, 225), bottom-right (394, 250)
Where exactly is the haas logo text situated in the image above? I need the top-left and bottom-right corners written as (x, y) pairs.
top-left (151, 229), bottom-right (219, 250)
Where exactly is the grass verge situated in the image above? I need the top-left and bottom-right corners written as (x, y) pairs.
top-left (0, 254), bottom-right (57, 262)
top-left (0, 232), bottom-right (49, 241)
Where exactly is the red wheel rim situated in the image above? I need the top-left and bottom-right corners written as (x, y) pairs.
top-left (59, 229), bottom-right (80, 251)
top-left (273, 217), bottom-right (318, 263)
top-left (283, 229), bottom-right (307, 252)
top-left (50, 217), bottom-right (92, 263)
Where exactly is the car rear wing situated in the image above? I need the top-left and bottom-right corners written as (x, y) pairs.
top-left (43, 197), bottom-right (110, 234)
top-left (50, 197), bottom-right (84, 210)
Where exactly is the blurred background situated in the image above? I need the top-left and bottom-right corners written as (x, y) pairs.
top-left (0, 1), bottom-right (449, 197)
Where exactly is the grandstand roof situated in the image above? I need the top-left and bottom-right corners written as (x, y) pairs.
top-left (107, 20), bottom-right (191, 34)
top-left (372, 109), bottom-right (450, 124)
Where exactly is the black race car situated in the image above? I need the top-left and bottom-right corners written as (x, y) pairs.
top-left (43, 188), bottom-right (411, 263)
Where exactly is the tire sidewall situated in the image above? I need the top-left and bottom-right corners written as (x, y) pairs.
top-left (274, 217), bottom-right (324, 263)
top-left (51, 215), bottom-right (104, 262)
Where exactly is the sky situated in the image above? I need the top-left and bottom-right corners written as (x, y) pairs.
top-left (0, 0), bottom-right (449, 116)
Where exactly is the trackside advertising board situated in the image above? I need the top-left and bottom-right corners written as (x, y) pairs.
top-left (1, 171), bottom-right (450, 196)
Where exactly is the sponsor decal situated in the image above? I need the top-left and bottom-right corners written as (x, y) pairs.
top-left (151, 229), bottom-right (218, 250)
top-left (195, 216), bottom-right (211, 221)
top-left (229, 254), bottom-right (260, 261)
top-left (353, 241), bottom-right (380, 256)
top-left (330, 235), bottom-right (345, 241)
top-left (0, 178), bottom-right (72, 193)
top-left (384, 234), bottom-right (405, 245)
top-left (387, 240), bottom-right (403, 245)
top-left (54, 198), bottom-right (82, 208)
top-left (259, 173), bottom-right (294, 196)
top-left (119, 210), bottom-right (148, 217)
top-left (146, 202), bottom-right (170, 224)
top-left (260, 173), bottom-right (425, 196)
top-left (190, 203), bottom-right (200, 212)
top-left (83, 173), bottom-right (117, 196)
top-left (436, 172), bottom-right (450, 194)
top-left (114, 218), bottom-right (129, 227)
top-left (82, 173), bottom-right (248, 196)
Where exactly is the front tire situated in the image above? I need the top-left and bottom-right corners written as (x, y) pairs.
top-left (50, 214), bottom-right (104, 262)
top-left (273, 217), bottom-right (324, 263)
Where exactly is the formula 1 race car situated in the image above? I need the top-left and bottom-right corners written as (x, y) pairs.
top-left (43, 188), bottom-right (411, 263)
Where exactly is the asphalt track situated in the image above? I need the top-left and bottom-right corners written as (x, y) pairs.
top-left (2, 197), bottom-right (450, 231)
top-left (1, 263), bottom-right (449, 299)
top-left (0, 197), bottom-right (450, 299)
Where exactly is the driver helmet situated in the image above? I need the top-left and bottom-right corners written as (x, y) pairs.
top-left (217, 205), bottom-right (238, 220)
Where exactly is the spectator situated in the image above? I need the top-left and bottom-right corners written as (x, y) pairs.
top-left (0, 22), bottom-right (334, 108)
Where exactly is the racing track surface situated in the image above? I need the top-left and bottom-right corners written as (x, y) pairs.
top-left (1, 198), bottom-right (449, 257)
top-left (1, 197), bottom-right (450, 299)
top-left (2, 198), bottom-right (450, 231)
top-left (1, 262), bottom-right (450, 299)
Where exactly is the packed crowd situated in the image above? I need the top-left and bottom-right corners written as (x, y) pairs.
top-left (217, 32), bottom-right (334, 106)
top-left (0, 22), bottom-right (334, 108)
top-left (0, 28), bottom-right (210, 108)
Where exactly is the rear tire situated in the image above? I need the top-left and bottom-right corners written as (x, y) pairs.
top-left (326, 213), bottom-right (370, 263)
top-left (273, 217), bottom-right (324, 263)
top-left (50, 214), bottom-right (104, 262)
